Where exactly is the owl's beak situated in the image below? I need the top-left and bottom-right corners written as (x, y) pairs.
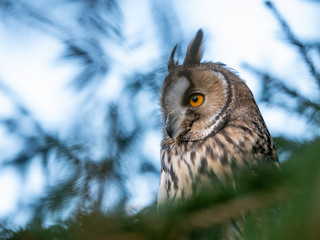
top-left (166, 125), bottom-right (174, 139)
top-left (165, 114), bottom-right (182, 139)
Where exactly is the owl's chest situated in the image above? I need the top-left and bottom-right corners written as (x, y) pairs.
top-left (160, 137), bottom-right (240, 200)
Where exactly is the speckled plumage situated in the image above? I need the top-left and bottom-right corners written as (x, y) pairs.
top-left (158, 30), bottom-right (278, 206)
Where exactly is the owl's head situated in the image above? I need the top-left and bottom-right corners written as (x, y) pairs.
top-left (161, 29), bottom-right (257, 143)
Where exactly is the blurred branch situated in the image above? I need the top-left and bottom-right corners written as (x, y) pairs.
top-left (0, 78), bottom-right (128, 221)
top-left (243, 63), bottom-right (320, 127)
top-left (0, 0), bottom-right (55, 31)
top-left (150, 0), bottom-right (182, 52)
top-left (242, 2), bottom-right (320, 135)
top-left (265, 1), bottom-right (320, 85)
top-left (0, 0), bottom-right (122, 90)
top-left (0, 79), bottom-right (33, 119)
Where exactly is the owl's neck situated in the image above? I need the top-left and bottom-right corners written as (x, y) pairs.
top-left (180, 108), bottom-right (231, 142)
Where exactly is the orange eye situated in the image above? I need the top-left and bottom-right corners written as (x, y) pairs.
top-left (189, 93), bottom-right (204, 107)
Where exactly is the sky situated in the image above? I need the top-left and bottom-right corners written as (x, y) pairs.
top-left (0, 0), bottom-right (319, 225)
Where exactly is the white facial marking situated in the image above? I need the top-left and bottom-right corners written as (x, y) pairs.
top-left (213, 71), bottom-right (228, 87)
top-left (165, 77), bottom-right (190, 114)
top-left (202, 71), bottom-right (228, 136)
top-left (164, 77), bottom-right (190, 138)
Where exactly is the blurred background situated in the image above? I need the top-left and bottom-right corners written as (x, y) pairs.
top-left (0, 0), bottom-right (319, 230)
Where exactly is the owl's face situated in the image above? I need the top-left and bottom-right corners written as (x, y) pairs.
top-left (161, 30), bottom-right (233, 142)
top-left (161, 67), bottom-right (229, 140)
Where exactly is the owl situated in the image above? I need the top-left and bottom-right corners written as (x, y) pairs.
top-left (158, 29), bottom-right (279, 206)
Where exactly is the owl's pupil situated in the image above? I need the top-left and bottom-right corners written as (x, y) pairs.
top-left (192, 96), bottom-right (198, 102)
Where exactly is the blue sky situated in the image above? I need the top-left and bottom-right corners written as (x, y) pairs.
top-left (0, 0), bottom-right (319, 225)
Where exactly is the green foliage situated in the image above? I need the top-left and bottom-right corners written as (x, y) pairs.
top-left (2, 138), bottom-right (320, 240)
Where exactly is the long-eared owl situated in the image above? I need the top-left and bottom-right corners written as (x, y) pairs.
top-left (158, 29), bottom-right (278, 206)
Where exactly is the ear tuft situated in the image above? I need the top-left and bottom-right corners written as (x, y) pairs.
top-left (183, 29), bottom-right (203, 66)
top-left (168, 44), bottom-right (178, 72)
